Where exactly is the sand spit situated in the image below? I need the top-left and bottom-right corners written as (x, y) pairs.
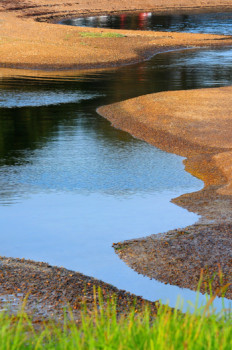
top-left (1, 1), bottom-right (232, 70)
top-left (98, 87), bottom-right (232, 196)
top-left (98, 87), bottom-right (232, 298)
top-left (114, 224), bottom-right (232, 299)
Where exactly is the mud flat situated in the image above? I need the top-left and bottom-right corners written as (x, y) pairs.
top-left (98, 86), bottom-right (232, 298)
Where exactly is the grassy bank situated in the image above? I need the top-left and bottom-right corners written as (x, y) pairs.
top-left (1, 294), bottom-right (231, 350)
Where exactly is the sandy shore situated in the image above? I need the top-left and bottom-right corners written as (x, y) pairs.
top-left (98, 87), bottom-right (232, 298)
top-left (0, 0), bottom-right (232, 316)
top-left (98, 87), bottom-right (232, 196)
top-left (1, 1), bottom-right (232, 70)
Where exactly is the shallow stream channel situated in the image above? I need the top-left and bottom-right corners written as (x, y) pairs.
top-left (1, 12), bottom-right (232, 310)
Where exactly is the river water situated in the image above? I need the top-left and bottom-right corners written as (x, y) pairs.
top-left (0, 13), bottom-right (232, 310)
top-left (62, 12), bottom-right (232, 35)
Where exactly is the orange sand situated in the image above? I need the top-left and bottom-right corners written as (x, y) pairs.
top-left (0, 1), bottom-right (232, 70)
top-left (98, 87), bottom-right (232, 196)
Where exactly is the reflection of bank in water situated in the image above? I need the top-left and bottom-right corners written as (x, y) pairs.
top-left (61, 12), bottom-right (232, 35)
top-left (1, 46), bottom-right (232, 310)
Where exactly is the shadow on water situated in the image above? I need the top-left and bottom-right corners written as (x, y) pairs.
top-left (0, 15), bottom-right (232, 309)
top-left (0, 47), bottom-right (231, 161)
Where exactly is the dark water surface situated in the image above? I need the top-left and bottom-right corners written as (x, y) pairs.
top-left (0, 15), bottom-right (232, 309)
top-left (61, 12), bottom-right (232, 35)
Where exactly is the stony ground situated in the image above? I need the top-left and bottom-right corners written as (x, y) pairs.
top-left (0, 257), bottom-right (157, 321)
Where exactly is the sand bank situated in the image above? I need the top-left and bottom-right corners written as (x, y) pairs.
top-left (1, 1), bottom-right (232, 70)
top-left (98, 87), bottom-right (232, 195)
top-left (98, 87), bottom-right (232, 298)
top-left (2, 0), bottom-right (232, 23)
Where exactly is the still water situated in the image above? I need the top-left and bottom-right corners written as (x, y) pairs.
top-left (62, 12), bottom-right (232, 35)
top-left (0, 15), bottom-right (232, 309)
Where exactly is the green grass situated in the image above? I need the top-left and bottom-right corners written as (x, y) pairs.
top-left (79, 32), bottom-right (125, 38)
top-left (0, 294), bottom-right (231, 349)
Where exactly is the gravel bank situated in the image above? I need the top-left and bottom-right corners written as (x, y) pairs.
top-left (0, 257), bottom-right (157, 321)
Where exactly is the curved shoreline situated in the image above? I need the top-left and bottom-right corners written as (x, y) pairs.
top-left (1, 1), bottom-right (232, 71)
top-left (98, 86), bottom-right (232, 298)
top-left (98, 87), bottom-right (232, 196)
top-left (0, 0), bottom-right (232, 315)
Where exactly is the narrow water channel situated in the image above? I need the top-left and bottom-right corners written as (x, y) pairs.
top-left (0, 13), bottom-right (232, 310)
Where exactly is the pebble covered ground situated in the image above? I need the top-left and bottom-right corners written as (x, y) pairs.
top-left (0, 257), bottom-right (157, 321)
top-left (114, 224), bottom-right (232, 299)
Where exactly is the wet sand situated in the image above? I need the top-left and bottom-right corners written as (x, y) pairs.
top-left (98, 87), bottom-right (232, 298)
top-left (0, 0), bottom-right (232, 316)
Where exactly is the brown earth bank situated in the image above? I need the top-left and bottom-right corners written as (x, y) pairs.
top-left (1, 1), bottom-right (232, 70)
top-left (98, 86), bottom-right (232, 298)
top-left (0, 257), bottom-right (157, 321)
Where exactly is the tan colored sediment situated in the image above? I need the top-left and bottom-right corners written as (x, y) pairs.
top-left (98, 87), bottom-right (232, 297)
top-left (98, 87), bottom-right (232, 195)
top-left (0, 1), bottom-right (232, 70)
